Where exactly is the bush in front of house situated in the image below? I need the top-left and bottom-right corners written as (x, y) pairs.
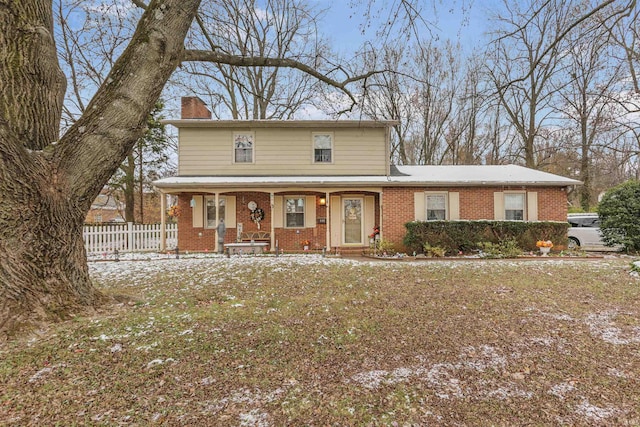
top-left (598, 180), bottom-right (640, 251)
top-left (403, 220), bottom-right (569, 255)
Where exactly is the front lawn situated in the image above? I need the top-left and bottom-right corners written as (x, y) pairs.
top-left (1, 255), bottom-right (639, 425)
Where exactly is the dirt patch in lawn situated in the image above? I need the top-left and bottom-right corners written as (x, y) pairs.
top-left (1, 256), bottom-right (639, 425)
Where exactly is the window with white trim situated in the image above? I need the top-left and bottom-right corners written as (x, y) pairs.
top-left (504, 193), bottom-right (525, 221)
top-left (426, 193), bottom-right (447, 220)
top-left (233, 133), bottom-right (254, 163)
top-left (205, 196), bottom-right (226, 228)
top-left (285, 197), bottom-right (305, 227)
top-left (313, 133), bottom-right (332, 163)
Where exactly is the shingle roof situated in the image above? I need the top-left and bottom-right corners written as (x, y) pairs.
top-left (154, 165), bottom-right (581, 189)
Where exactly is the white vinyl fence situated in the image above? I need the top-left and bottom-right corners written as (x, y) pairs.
top-left (83, 222), bottom-right (177, 254)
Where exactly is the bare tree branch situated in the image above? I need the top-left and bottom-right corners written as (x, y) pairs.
top-left (182, 49), bottom-right (387, 109)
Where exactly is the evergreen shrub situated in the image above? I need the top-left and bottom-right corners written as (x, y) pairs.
top-left (404, 220), bottom-right (569, 255)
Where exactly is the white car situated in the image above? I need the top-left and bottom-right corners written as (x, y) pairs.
top-left (567, 213), bottom-right (620, 251)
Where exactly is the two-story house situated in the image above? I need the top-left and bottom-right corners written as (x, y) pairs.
top-left (153, 97), bottom-right (581, 253)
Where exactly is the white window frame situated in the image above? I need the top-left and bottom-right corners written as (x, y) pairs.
top-left (504, 192), bottom-right (526, 221)
top-left (425, 192), bottom-right (448, 220)
top-left (285, 196), bottom-right (305, 228)
top-left (205, 196), bottom-right (226, 228)
top-left (233, 132), bottom-right (254, 164)
top-left (312, 132), bottom-right (333, 164)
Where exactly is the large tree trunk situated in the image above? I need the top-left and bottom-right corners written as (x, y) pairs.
top-left (0, 190), bottom-right (105, 334)
top-left (0, 0), bottom-right (201, 338)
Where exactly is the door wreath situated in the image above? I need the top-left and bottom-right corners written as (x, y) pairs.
top-left (250, 207), bottom-right (265, 229)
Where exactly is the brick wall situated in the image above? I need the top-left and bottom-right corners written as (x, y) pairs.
top-left (176, 194), bottom-right (216, 251)
top-left (383, 186), bottom-right (569, 251)
top-left (176, 186), bottom-right (567, 252)
top-left (177, 191), bottom-right (330, 252)
top-left (181, 96), bottom-right (211, 119)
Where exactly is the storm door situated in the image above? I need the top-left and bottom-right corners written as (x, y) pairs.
top-left (343, 198), bottom-right (363, 245)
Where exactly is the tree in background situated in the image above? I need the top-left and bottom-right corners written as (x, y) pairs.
top-left (108, 101), bottom-right (172, 223)
top-left (598, 180), bottom-right (640, 251)
top-left (555, 6), bottom-right (624, 211)
top-left (175, 0), bottom-right (327, 119)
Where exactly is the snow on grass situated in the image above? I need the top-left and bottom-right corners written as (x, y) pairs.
top-left (349, 344), bottom-right (509, 399)
top-left (585, 311), bottom-right (640, 345)
top-left (576, 399), bottom-right (622, 422)
top-left (77, 254), bottom-right (640, 425)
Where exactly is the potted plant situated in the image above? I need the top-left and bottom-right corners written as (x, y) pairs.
top-left (536, 240), bottom-right (553, 256)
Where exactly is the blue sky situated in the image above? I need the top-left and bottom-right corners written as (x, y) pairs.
top-left (315, 0), bottom-right (500, 54)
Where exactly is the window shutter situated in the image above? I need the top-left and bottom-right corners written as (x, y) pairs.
top-left (364, 195), bottom-right (375, 236)
top-left (494, 192), bottom-right (504, 220)
top-left (192, 195), bottom-right (204, 227)
top-left (414, 192), bottom-right (426, 221)
top-left (273, 196), bottom-right (283, 228)
top-left (225, 196), bottom-right (236, 228)
top-left (305, 196), bottom-right (316, 227)
top-left (527, 192), bottom-right (538, 221)
top-left (449, 192), bottom-right (460, 220)
top-left (330, 195), bottom-right (341, 247)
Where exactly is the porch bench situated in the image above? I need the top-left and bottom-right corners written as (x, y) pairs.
top-left (239, 231), bottom-right (271, 243)
top-left (224, 241), bottom-right (269, 254)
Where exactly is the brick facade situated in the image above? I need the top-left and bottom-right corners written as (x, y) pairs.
top-left (176, 186), bottom-right (568, 253)
top-left (177, 191), bottom-right (331, 252)
top-left (382, 186), bottom-right (569, 252)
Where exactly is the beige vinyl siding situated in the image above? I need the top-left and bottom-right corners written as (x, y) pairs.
top-left (178, 127), bottom-right (387, 176)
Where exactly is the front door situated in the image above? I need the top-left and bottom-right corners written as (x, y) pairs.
top-left (343, 198), bottom-right (363, 245)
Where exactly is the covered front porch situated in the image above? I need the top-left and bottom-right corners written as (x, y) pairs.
top-left (157, 186), bottom-right (383, 253)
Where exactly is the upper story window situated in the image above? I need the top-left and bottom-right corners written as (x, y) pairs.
top-left (205, 196), bottom-right (226, 228)
top-left (285, 197), bottom-right (305, 227)
top-left (504, 193), bottom-right (525, 221)
top-left (426, 193), bottom-right (447, 220)
top-left (234, 133), bottom-right (254, 163)
top-left (313, 133), bottom-right (332, 163)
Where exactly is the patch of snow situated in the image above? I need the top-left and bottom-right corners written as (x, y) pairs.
top-left (201, 376), bottom-right (215, 386)
top-left (607, 367), bottom-right (630, 378)
top-left (548, 382), bottom-right (576, 399)
top-left (586, 311), bottom-right (640, 345)
top-left (145, 358), bottom-right (177, 369)
top-left (350, 370), bottom-right (390, 389)
top-left (239, 409), bottom-right (270, 427)
top-left (28, 363), bottom-right (67, 383)
top-left (110, 343), bottom-right (123, 353)
top-left (575, 399), bottom-right (620, 422)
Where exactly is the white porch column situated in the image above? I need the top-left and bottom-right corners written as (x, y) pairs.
top-left (270, 192), bottom-right (275, 252)
top-left (379, 191), bottom-right (383, 241)
top-left (325, 191), bottom-right (330, 251)
top-left (160, 191), bottom-right (167, 251)
top-left (214, 193), bottom-right (219, 252)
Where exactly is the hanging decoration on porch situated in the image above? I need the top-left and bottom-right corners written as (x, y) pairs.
top-left (248, 201), bottom-right (265, 229)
